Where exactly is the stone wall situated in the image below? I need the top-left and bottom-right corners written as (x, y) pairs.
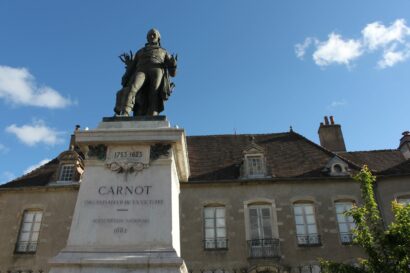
top-left (0, 186), bottom-right (78, 272)
top-left (180, 178), bottom-right (366, 271)
top-left (0, 175), bottom-right (409, 272)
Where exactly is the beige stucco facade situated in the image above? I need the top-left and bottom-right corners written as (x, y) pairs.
top-left (0, 175), bottom-right (409, 272)
top-left (180, 178), bottom-right (366, 271)
top-left (376, 176), bottom-right (410, 224)
top-left (0, 185), bottom-right (78, 272)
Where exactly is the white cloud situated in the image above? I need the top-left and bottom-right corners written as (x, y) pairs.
top-left (313, 33), bottom-right (362, 66)
top-left (0, 143), bottom-right (9, 154)
top-left (0, 65), bottom-right (72, 108)
top-left (5, 120), bottom-right (64, 146)
top-left (0, 171), bottom-right (15, 184)
top-left (378, 47), bottom-right (410, 68)
top-left (24, 158), bottom-right (51, 174)
top-left (296, 18), bottom-right (410, 69)
top-left (295, 37), bottom-right (315, 59)
top-left (329, 99), bottom-right (348, 108)
top-left (362, 19), bottom-right (410, 50)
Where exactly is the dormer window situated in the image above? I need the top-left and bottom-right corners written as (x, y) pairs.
top-left (59, 164), bottom-right (75, 182)
top-left (242, 138), bottom-right (267, 179)
top-left (324, 156), bottom-right (350, 176)
top-left (332, 163), bottom-right (343, 174)
top-left (246, 155), bottom-right (265, 177)
top-left (53, 150), bottom-right (84, 184)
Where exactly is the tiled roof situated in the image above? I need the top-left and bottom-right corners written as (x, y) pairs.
top-left (337, 150), bottom-right (406, 172)
top-left (1, 132), bottom-right (408, 187)
top-left (379, 159), bottom-right (410, 176)
top-left (187, 132), bottom-right (352, 181)
top-left (0, 158), bottom-right (59, 188)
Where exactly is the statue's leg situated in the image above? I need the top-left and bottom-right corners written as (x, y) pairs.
top-left (125, 72), bottom-right (146, 115)
top-left (114, 89), bottom-right (123, 115)
top-left (146, 68), bottom-right (164, 116)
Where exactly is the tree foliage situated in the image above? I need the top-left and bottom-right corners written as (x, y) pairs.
top-left (321, 166), bottom-right (410, 273)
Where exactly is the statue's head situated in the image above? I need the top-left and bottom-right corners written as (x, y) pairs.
top-left (146, 28), bottom-right (161, 44)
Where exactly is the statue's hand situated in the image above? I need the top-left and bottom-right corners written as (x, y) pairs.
top-left (169, 54), bottom-right (178, 67)
top-left (119, 50), bottom-right (134, 66)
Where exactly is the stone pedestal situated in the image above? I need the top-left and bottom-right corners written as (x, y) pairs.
top-left (49, 117), bottom-right (189, 273)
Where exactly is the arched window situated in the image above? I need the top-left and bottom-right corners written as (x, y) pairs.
top-left (334, 201), bottom-right (356, 244)
top-left (203, 205), bottom-right (227, 249)
top-left (293, 202), bottom-right (320, 246)
top-left (246, 202), bottom-right (280, 258)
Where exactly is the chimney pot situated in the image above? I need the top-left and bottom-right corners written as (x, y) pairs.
top-left (324, 116), bottom-right (329, 125)
top-left (399, 130), bottom-right (410, 159)
top-left (330, 116), bottom-right (334, 125)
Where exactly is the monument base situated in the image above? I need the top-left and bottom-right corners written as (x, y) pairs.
top-left (49, 249), bottom-right (187, 273)
top-left (49, 117), bottom-right (189, 273)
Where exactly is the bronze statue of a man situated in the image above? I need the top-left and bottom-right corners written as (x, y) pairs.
top-left (114, 28), bottom-right (177, 116)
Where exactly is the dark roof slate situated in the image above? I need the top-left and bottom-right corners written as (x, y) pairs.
top-left (379, 159), bottom-right (410, 176)
top-left (0, 158), bottom-right (59, 188)
top-left (187, 132), bottom-right (346, 181)
top-left (337, 150), bottom-right (406, 172)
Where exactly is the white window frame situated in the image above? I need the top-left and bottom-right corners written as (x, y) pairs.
top-left (249, 205), bottom-right (273, 241)
top-left (245, 154), bottom-right (266, 178)
top-left (246, 204), bottom-right (281, 258)
top-left (203, 206), bottom-right (227, 249)
top-left (293, 202), bottom-right (320, 246)
top-left (335, 201), bottom-right (356, 244)
top-left (397, 197), bottom-right (410, 205)
top-left (15, 210), bottom-right (43, 253)
top-left (58, 164), bottom-right (75, 182)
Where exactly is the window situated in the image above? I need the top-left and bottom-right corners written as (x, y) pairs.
top-left (397, 197), bottom-right (410, 205)
top-left (203, 206), bottom-right (227, 249)
top-left (247, 156), bottom-right (264, 177)
top-left (59, 164), bottom-right (74, 182)
top-left (249, 205), bottom-right (272, 240)
top-left (293, 203), bottom-right (320, 246)
top-left (333, 163), bottom-right (343, 174)
top-left (16, 210), bottom-right (43, 253)
top-left (335, 201), bottom-right (356, 244)
top-left (247, 205), bottom-right (279, 257)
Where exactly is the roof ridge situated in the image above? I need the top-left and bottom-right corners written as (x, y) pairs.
top-left (1, 157), bottom-right (58, 186)
top-left (187, 132), bottom-right (290, 138)
top-left (340, 149), bottom-right (400, 154)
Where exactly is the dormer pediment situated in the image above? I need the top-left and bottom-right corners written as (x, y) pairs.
top-left (243, 143), bottom-right (265, 155)
top-left (323, 156), bottom-right (350, 176)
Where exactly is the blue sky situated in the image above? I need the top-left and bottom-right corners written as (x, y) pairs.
top-left (1, 1), bottom-right (410, 183)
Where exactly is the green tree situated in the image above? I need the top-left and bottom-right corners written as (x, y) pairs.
top-left (321, 166), bottom-right (410, 273)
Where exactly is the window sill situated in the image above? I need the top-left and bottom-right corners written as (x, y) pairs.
top-left (14, 251), bottom-right (37, 255)
top-left (204, 247), bottom-right (229, 251)
top-left (297, 243), bottom-right (322, 247)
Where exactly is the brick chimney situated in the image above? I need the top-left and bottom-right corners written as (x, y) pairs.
top-left (318, 116), bottom-right (347, 152)
top-left (399, 131), bottom-right (410, 159)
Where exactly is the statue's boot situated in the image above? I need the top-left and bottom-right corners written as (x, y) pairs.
top-left (122, 105), bottom-right (133, 117)
top-left (113, 106), bottom-right (121, 116)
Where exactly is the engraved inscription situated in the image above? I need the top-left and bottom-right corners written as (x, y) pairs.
top-left (114, 227), bottom-right (127, 234)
